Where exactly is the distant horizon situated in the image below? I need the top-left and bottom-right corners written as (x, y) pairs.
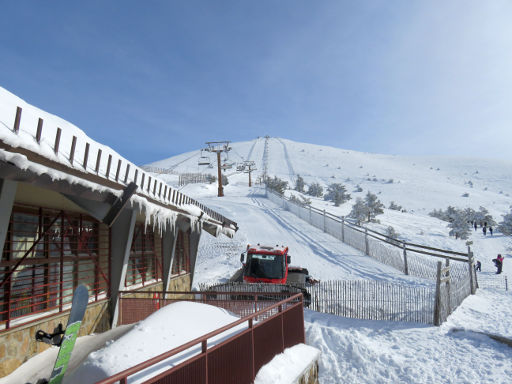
top-left (1, 1), bottom-right (511, 165)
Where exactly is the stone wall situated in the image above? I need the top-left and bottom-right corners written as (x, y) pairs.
top-left (0, 299), bottom-right (109, 377)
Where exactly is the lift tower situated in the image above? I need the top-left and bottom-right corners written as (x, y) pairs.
top-left (205, 141), bottom-right (231, 197)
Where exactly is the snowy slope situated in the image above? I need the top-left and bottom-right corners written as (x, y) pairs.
top-left (148, 139), bottom-right (512, 383)
top-left (152, 137), bottom-right (512, 279)
top-left (5, 137), bottom-right (511, 383)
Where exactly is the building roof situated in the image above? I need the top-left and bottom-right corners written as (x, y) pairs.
top-left (0, 86), bottom-right (237, 237)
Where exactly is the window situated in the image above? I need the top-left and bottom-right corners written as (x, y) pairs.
top-left (171, 230), bottom-right (190, 275)
top-left (1, 206), bottom-right (108, 329)
top-left (125, 224), bottom-right (162, 288)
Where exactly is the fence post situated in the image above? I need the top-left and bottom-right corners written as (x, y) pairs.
top-left (467, 248), bottom-right (476, 294)
top-left (506, 276), bottom-right (508, 291)
top-left (445, 259), bottom-right (451, 314)
top-left (323, 209), bottom-right (326, 232)
top-left (433, 261), bottom-right (442, 326)
top-left (364, 228), bottom-right (369, 255)
top-left (402, 241), bottom-right (409, 275)
top-left (341, 217), bottom-right (345, 243)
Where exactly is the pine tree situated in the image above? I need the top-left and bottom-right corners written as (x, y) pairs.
top-left (364, 191), bottom-right (384, 222)
top-left (348, 198), bottom-right (368, 225)
top-left (266, 176), bottom-right (288, 195)
top-left (295, 175), bottom-right (305, 193)
top-left (448, 210), bottom-right (471, 240)
top-left (498, 208), bottom-right (512, 235)
top-left (324, 183), bottom-right (351, 206)
top-left (389, 201), bottom-right (402, 211)
top-left (307, 182), bottom-right (323, 197)
top-left (385, 226), bottom-right (400, 245)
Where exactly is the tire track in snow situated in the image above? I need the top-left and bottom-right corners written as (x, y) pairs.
top-left (246, 137), bottom-right (258, 161)
top-left (276, 138), bottom-right (296, 183)
top-left (251, 196), bottom-right (429, 284)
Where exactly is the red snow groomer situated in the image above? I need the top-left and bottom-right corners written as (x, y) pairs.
top-left (237, 243), bottom-right (317, 286)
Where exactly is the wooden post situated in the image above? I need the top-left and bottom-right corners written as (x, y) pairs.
top-left (124, 163), bottom-right (130, 184)
top-left (364, 228), bottom-right (369, 255)
top-left (323, 209), bottom-right (326, 232)
top-left (115, 159), bottom-right (122, 182)
top-left (13, 107), bottom-right (22, 133)
top-left (341, 217), bottom-right (345, 242)
top-left (433, 261), bottom-right (442, 326)
top-left (69, 136), bottom-right (77, 165)
top-left (468, 248), bottom-right (476, 294)
top-left (54, 128), bottom-right (62, 154)
top-left (83, 143), bottom-right (90, 169)
top-left (36, 118), bottom-right (43, 143)
top-left (106, 154), bottom-right (112, 179)
top-left (402, 241), bottom-right (409, 275)
top-left (95, 149), bottom-right (102, 173)
top-left (445, 258), bottom-right (451, 314)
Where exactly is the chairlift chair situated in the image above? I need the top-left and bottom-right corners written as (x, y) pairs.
top-left (198, 150), bottom-right (211, 166)
top-left (198, 156), bottom-right (211, 166)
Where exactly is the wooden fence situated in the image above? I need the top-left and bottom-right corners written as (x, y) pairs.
top-left (3, 106), bottom-right (237, 229)
top-left (308, 280), bottom-right (435, 324)
top-left (202, 264), bottom-right (472, 326)
top-left (179, 173), bottom-right (211, 186)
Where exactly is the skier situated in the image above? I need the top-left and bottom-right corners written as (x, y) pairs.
top-left (474, 222), bottom-right (477, 231)
top-left (492, 254), bottom-right (504, 274)
top-left (489, 227), bottom-right (493, 236)
top-left (483, 226), bottom-right (487, 236)
top-left (475, 260), bottom-right (481, 272)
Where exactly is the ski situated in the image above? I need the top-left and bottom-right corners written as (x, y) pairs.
top-left (35, 284), bottom-right (89, 384)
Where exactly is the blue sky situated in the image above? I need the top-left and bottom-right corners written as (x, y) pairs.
top-left (1, 1), bottom-right (511, 164)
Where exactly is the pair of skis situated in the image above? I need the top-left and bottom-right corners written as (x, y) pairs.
top-left (34, 284), bottom-right (89, 384)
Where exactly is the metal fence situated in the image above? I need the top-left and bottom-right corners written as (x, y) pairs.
top-left (265, 188), bottom-right (479, 325)
top-left (98, 290), bottom-right (305, 384)
top-left (178, 173), bottom-right (211, 186)
top-left (476, 274), bottom-right (509, 290)
top-left (266, 188), bottom-right (471, 280)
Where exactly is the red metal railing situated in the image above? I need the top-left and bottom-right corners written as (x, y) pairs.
top-left (1, 205), bottom-right (109, 330)
top-left (97, 291), bottom-right (305, 384)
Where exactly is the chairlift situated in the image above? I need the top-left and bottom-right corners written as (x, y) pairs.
top-left (236, 164), bottom-right (245, 172)
top-left (198, 150), bottom-right (211, 166)
top-left (221, 163), bottom-right (233, 170)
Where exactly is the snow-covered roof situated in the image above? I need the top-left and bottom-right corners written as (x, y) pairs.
top-left (0, 86), bottom-right (237, 236)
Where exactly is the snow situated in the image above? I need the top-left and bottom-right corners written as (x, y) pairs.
top-left (3, 135), bottom-right (512, 383)
top-left (66, 302), bottom-right (243, 383)
top-left (254, 344), bottom-right (320, 384)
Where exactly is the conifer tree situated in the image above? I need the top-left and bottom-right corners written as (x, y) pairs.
top-left (498, 208), bottom-right (512, 235)
top-left (307, 182), bottom-right (324, 197)
top-left (448, 210), bottom-right (471, 240)
top-left (295, 175), bottom-right (305, 193)
top-left (364, 191), bottom-right (384, 222)
top-left (348, 197), bottom-right (368, 225)
top-left (324, 183), bottom-right (351, 206)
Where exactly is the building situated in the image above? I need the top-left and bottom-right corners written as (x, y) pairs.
top-left (0, 87), bottom-right (237, 376)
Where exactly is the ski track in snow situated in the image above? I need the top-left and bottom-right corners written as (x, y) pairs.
top-left (275, 138), bottom-right (296, 182)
